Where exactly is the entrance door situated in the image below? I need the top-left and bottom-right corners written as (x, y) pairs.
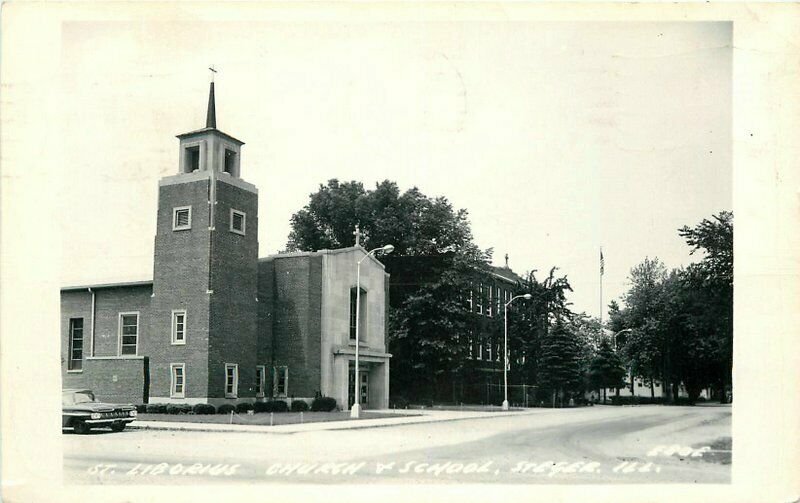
top-left (348, 369), bottom-right (369, 408)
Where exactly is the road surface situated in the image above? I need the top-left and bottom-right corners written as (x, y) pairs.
top-left (63, 405), bottom-right (730, 484)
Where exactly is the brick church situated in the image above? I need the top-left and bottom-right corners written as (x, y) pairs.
top-left (61, 82), bottom-right (391, 409)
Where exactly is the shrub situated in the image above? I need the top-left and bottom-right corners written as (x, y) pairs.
top-left (290, 400), bottom-right (309, 412)
top-left (235, 402), bottom-right (254, 413)
top-left (390, 396), bottom-right (409, 409)
top-left (267, 400), bottom-right (288, 413)
top-left (193, 403), bottom-right (216, 415)
top-left (217, 404), bottom-right (236, 415)
top-left (253, 401), bottom-right (271, 413)
top-left (166, 404), bottom-right (192, 415)
top-left (145, 403), bottom-right (167, 414)
top-left (311, 396), bottom-right (337, 412)
top-left (135, 404), bottom-right (148, 413)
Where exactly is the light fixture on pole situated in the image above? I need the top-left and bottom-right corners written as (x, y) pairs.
top-left (503, 293), bottom-right (532, 411)
top-left (351, 243), bottom-right (395, 419)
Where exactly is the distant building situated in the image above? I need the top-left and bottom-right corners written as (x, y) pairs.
top-left (61, 82), bottom-right (390, 409)
top-left (384, 253), bottom-right (524, 404)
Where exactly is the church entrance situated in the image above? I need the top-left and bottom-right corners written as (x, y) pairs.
top-left (348, 367), bottom-right (369, 409)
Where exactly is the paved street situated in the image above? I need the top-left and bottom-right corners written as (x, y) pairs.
top-left (63, 405), bottom-right (730, 484)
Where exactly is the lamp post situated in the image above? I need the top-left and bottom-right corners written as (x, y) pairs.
top-left (503, 293), bottom-right (532, 410)
top-left (351, 243), bottom-right (395, 419)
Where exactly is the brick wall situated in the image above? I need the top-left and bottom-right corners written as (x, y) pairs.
top-left (61, 285), bottom-right (152, 402)
top-left (150, 178), bottom-right (212, 400)
top-left (264, 254), bottom-right (323, 399)
top-left (207, 179), bottom-right (259, 399)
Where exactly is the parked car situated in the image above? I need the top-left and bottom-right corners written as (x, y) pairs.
top-left (62, 389), bottom-right (137, 434)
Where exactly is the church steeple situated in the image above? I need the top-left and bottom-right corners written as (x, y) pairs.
top-left (175, 73), bottom-right (244, 178)
top-left (206, 82), bottom-right (217, 129)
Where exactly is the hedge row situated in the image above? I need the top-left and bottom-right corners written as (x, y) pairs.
top-left (139, 397), bottom-right (336, 415)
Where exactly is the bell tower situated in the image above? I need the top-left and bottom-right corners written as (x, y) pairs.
top-left (146, 77), bottom-right (259, 404)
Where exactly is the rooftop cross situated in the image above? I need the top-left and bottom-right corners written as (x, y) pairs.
top-left (353, 224), bottom-right (361, 247)
top-left (208, 65), bottom-right (217, 82)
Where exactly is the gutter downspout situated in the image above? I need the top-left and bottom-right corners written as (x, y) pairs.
top-left (88, 287), bottom-right (96, 357)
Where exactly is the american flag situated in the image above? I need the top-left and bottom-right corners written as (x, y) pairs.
top-left (600, 249), bottom-right (605, 276)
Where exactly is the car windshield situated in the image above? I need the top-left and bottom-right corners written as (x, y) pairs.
top-left (63, 391), bottom-right (95, 405)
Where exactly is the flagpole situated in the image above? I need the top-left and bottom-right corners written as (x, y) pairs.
top-left (599, 247), bottom-right (604, 327)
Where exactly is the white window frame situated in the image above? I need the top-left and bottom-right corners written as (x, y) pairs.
top-left (477, 339), bottom-right (483, 360)
top-left (255, 365), bottom-right (266, 398)
top-left (273, 366), bottom-right (289, 397)
top-left (172, 206), bottom-right (192, 231)
top-left (170, 363), bottom-right (186, 398)
top-left (477, 284), bottom-right (484, 315)
top-left (229, 209), bottom-right (246, 235)
top-left (118, 311), bottom-right (140, 356)
top-left (467, 288), bottom-right (473, 312)
top-left (171, 309), bottom-right (187, 345)
top-left (487, 286), bottom-right (493, 317)
top-left (68, 317), bottom-right (84, 372)
top-left (225, 363), bottom-right (239, 398)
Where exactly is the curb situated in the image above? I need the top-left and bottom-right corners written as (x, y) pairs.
top-left (128, 409), bottom-right (545, 434)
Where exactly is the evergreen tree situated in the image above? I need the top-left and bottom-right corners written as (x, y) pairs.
top-left (538, 321), bottom-right (583, 407)
top-left (587, 338), bottom-right (627, 403)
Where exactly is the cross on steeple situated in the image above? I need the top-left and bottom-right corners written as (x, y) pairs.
top-left (208, 65), bottom-right (218, 82)
top-left (505, 253), bottom-right (509, 268)
top-left (353, 224), bottom-right (361, 247)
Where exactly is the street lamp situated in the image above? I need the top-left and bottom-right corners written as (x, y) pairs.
top-left (503, 293), bottom-right (532, 411)
top-left (351, 243), bottom-right (394, 419)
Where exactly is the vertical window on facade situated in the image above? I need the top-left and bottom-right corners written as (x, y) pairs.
top-left (496, 286), bottom-right (501, 314)
top-left (274, 366), bottom-right (288, 397)
top-left (487, 286), bottom-right (493, 317)
top-left (172, 310), bottom-right (186, 345)
top-left (171, 363), bottom-right (185, 398)
top-left (230, 209), bottom-right (246, 235)
top-left (467, 288), bottom-right (473, 312)
top-left (477, 338), bottom-right (483, 360)
top-left (225, 364), bottom-right (239, 398)
top-left (119, 313), bottom-right (139, 356)
top-left (255, 365), bottom-right (266, 398)
top-left (68, 318), bottom-right (84, 370)
top-left (486, 338), bottom-right (492, 361)
top-left (467, 334), bottom-right (474, 359)
top-left (477, 284), bottom-right (483, 315)
top-left (173, 206), bottom-right (192, 230)
top-left (349, 287), bottom-right (366, 341)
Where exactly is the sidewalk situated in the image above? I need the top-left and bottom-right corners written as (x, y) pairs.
top-left (129, 407), bottom-right (542, 434)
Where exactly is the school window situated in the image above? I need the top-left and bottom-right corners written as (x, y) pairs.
top-left (170, 364), bottom-right (185, 398)
top-left (225, 364), bottom-right (238, 398)
top-left (467, 335), bottom-right (474, 359)
top-left (274, 366), bottom-right (288, 397)
top-left (173, 206), bottom-right (192, 231)
top-left (68, 318), bottom-right (84, 370)
top-left (255, 365), bottom-right (266, 398)
top-left (119, 313), bottom-right (139, 356)
top-left (487, 287), bottom-right (493, 317)
top-left (171, 310), bottom-right (186, 345)
top-left (230, 209), bottom-right (246, 235)
top-left (486, 339), bottom-right (492, 361)
top-left (477, 340), bottom-right (483, 360)
top-left (496, 286), bottom-right (501, 313)
top-left (467, 288), bottom-right (473, 312)
top-left (477, 284), bottom-right (484, 315)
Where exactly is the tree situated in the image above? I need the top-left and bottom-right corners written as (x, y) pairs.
top-left (286, 179), bottom-right (491, 402)
top-left (538, 320), bottom-right (583, 407)
top-left (587, 337), bottom-right (627, 403)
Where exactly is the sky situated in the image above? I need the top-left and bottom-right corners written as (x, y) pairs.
top-left (56, 20), bottom-right (732, 318)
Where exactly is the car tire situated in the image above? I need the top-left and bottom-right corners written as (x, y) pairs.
top-left (73, 420), bottom-right (91, 435)
top-left (110, 422), bottom-right (126, 432)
